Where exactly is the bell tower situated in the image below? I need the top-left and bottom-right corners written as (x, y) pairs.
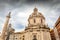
top-left (1, 12), bottom-right (11, 40)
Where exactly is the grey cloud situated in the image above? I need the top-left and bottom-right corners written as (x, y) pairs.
top-left (0, 0), bottom-right (60, 7)
top-left (55, 8), bottom-right (60, 16)
top-left (52, 4), bottom-right (60, 16)
top-left (0, 0), bottom-right (20, 2)
top-left (26, 0), bottom-right (52, 2)
top-left (0, 0), bottom-right (60, 4)
top-left (53, 0), bottom-right (60, 2)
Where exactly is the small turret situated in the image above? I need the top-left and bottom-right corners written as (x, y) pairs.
top-left (8, 24), bottom-right (15, 33)
top-left (34, 7), bottom-right (38, 13)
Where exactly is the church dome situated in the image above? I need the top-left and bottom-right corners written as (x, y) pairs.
top-left (29, 8), bottom-right (45, 19)
top-left (28, 8), bottom-right (46, 27)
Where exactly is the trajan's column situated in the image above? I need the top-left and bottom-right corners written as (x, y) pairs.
top-left (1, 12), bottom-right (11, 40)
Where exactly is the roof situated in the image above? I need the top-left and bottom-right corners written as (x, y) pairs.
top-left (55, 16), bottom-right (60, 27)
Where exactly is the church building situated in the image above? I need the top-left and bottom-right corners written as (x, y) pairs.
top-left (1, 8), bottom-right (51, 40)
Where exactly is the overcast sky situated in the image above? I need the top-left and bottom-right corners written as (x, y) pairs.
top-left (0, 0), bottom-right (60, 32)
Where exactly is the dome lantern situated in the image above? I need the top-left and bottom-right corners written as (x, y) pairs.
top-left (33, 7), bottom-right (38, 13)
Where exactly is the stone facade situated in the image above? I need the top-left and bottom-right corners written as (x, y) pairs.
top-left (50, 29), bottom-right (56, 40)
top-left (0, 8), bottom-right (51, 40)
top-left (0, 32), bottom-right (2, 40)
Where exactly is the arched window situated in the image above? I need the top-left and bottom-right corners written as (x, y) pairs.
top-left (33, 35), bottom-right (37, 40)
top-left (41, 19), bottom-right (42, 23)
top-left (34, 18), bottom-right (36, 23)
top-left (23, 38), bottom-right (24, 40)
top-left (23, 35), bottom-right (24, 40)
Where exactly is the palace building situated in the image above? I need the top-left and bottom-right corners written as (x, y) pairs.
top-left (1, 8), bottom-right (60, 40)
top-left (50, 16), bottom-right (60, 40)
top-left (55, 16), bottom-right (60, 37)
top-left (50, 29), bottom-right (56, 40)
top-left (53, 16), bottom-right (60, 40)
